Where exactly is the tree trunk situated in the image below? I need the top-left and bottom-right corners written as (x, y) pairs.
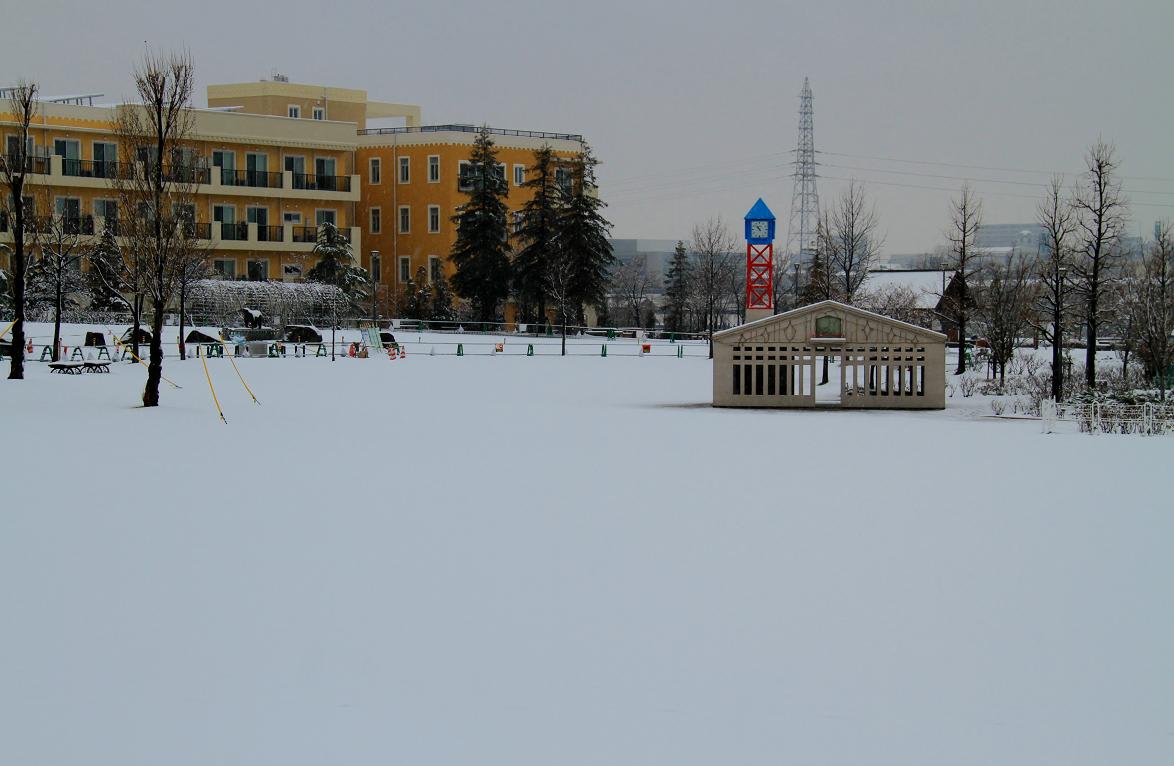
top-left (821, 354), bottom-right (829, 385)
top-left (132, 294), bottom-right (143, 360)
top-left (143, 297), bottom-right (166, 407)
top-left (1051, 317), bottom-right (1063, 401)
top-left (955, 316), bottom-right (967, 375)
top-left (178, 281), bottom-right (187, 361)
top-left (53, 287), bottom-right (63, 362)
top-left (1085, 292), bottom-right (1097, 387)
top-left (8, 205), bottom-right (26, 380)
top-left (561, 309), bottom-right (567, 356)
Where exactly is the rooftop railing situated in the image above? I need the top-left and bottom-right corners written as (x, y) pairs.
top-left (357, 124), bottom-right (584, 142)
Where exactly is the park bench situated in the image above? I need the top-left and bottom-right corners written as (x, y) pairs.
top-left (83, 360), bottom-right (111, 373)
top-left (48, 361), bottom-right (85, 375)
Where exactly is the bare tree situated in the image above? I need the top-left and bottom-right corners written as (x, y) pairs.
top-left (175, 245), bottom-right (213, 359)
top-left (978, 259), bottom-right (1035, 386)
top-left (858, 283), bottom-right (924, 327)
top-left (1072, 140), bottom-right (1127, 387)
top-left (547, 246), bottom-right (577, 356)
top-left (611, 254), bottom-right (650, 327)
top-left (828, 181), bottom-right (883, 304)
top-left (110, 51), bottom-right (200, 406)
top-left (1030, 176), bottom-right (1079, 400)
top-left (27, 202), bottom-right (88, 361)
top-left (688, 217), bottom-right (738, 359)
top-left (1121, 222), bottom-right (1174, 399)
top-left (1, 81), bottom-right (39, 379)
top-left (941, 184), bottom-right (983, 374)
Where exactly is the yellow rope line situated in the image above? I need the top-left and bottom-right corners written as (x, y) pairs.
top-left (198, 346), bottom-right (227, 424)
top-left (218, 335), bottom-right (260, 405)
top-left (0, 319), bottom-right (15, 340)
top-left (107, 327), bottom-right (181, 389)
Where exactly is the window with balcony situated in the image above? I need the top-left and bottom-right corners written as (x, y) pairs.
top-left (93, 141), bottom-right (117, 178)
top-left (398, 206), bottom-right (410, 234)
top-left (370, 207), bottom-right (381, 234)
top-left (283, 211), bottom-right (302, 225)
top-left (54, 139), bottom-right (80, 176)
top-left (247, 259), bottom-right (269, 281)
top-left (428, 155), bottom-right (439, 183)
top-left (246, 152), bottom-right (269, 187)
top-left (398, 156), bottom-right (410, 184)
top-left (428, 205), bottom-right (440, 233)
top-left (315, 209), bottom-right (337, 227)
top-left (369, 157), bottom-right (381, 184)
top-left (94, 199), bottom-right (117, 230)
top-left (55, 197), bottom-right (81, 222)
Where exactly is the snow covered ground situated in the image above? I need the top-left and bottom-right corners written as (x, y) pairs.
top-left (1, 324), bottom-right (1171, 766)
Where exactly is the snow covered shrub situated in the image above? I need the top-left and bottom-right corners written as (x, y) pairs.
top-left (946, 382), bottom-right (957, 398)
top-left (990, 398), bottom-right (1007, 415)
top-left (959, 376), bottom-right (980, 397)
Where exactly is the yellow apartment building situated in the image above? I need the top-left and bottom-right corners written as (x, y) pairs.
top-left (3, 77), bottom-right (588, 315)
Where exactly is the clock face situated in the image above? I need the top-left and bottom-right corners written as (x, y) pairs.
top-left (750, 220), bottom-right (770, 239)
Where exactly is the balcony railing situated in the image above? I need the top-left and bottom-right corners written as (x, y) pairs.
top-left (257, 225), bottom-right (284, 242)
top-left (291, 173), bottom-right (351, 193)
top-left (291, 225), bottom-right (350, 244)
top-left (161, 164), bottom-right (211, 184)
top-left (1, 154), bottom-right (51, 175)
top-left (27, 215), bottom-right (96, 236)
top-left (219, 221), bottom-right (248, 241)
top-left (220, 168), bottom-right (284, 189)
top-left (60, 158), bottom-right (129, 179)
top-left (357, 124), bottom-right (584, 142)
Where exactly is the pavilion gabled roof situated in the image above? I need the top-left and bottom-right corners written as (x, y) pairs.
top-left (713, 300), bottom-right (946, 344)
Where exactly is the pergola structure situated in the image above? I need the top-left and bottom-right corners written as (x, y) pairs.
top-left (712, 300), bottom-right (946, 409)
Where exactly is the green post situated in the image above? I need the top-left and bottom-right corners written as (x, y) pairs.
top-left (546, 323), bottom-right (553, 337)
top-left (457, 343), bottom-right (464, 357)
top-left (607, 328), bottom-right (616, 340)
top-left (669, 332), bottom-right (676, 343)
top-left (677, 344), bottom-right (684, 358)
top-left (601, 344), bottom-right (607, 357)
top-left (527, 344), bottom-right (534, 356)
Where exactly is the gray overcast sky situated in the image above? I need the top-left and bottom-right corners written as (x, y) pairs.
top-left (5, 0), bottom-right (1173, 253)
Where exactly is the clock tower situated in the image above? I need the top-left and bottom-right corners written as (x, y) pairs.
top-left (743, 198), bottom-right (777, 323)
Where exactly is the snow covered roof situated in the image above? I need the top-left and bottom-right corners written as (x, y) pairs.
top-left (862, 270), bottom-right (948, 310)
top-left (714, 300), bottom-right (946, 342)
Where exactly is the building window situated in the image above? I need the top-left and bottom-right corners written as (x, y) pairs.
top-left (247, 259), bottom-right (269, 281)
top-left (213, 259), bottom-right (236, 279)
top-left (512, 210), bottom-right (523, 234)
top-left (315, 209), bottom-right (337, 227)
top-left (283, 211), bottom-right (302, 225)
top-left (94, 199), bottom-right (117, 226)
top-left (428, 155), bottom-right (439, 183)
top-left (312, 106), bottom-right (325, 121)
top-left (398, 205), bottom-right (410, 234)
top-left (370, 207), bottom-right (381, 234)
top-left (399, 256), bottom-right (410, 283)
top-left (282, 263), bottom-right (303, 280)
top-left (458, 160), bottom-right (473, 191)
top-left (371, 251), bottom-right (381, 282)
top-left (369, 157), bottom-right (381, 184)
top-left (514, 164), bottom-right (525, 187)
top-left (428, 205), bottom-right (440, 233)
top-left (556, 167), bottom-right (571, 192)
top-left (398, 156), bottom-right (410, 184)
top-left (287, 105), bottom-right (301, 119)
top-left (429, 256), bottom-right (441, 283)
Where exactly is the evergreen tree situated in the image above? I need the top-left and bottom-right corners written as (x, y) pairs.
top-left (307, 222), bottom-right (369, 311)
top-left (430, 272), bottom-right (458, 322)
top-left (450, 126), bottom-right (511, 322)
top-left (404, 266), bottom-right (431, 319)
top-left (556, 141), bottom-right (614, 324)
top-left (513, 144), bottom-right (560, 322)
top-left (664, 240), bottom-right (691, 332)
top-left (86, 226), bottom-right (128, 312)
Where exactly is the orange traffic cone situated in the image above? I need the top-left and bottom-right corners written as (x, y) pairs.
top-left (399, 348), bottom-right (406, 359)
top-left (26, 339), bottom-right (33, 354)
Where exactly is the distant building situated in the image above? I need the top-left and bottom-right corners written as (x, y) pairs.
top-left (608, 238), bottom-right (682, 293)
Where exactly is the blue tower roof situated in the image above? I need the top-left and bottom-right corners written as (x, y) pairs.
top-left (744, 198), bottom-right (775, 221)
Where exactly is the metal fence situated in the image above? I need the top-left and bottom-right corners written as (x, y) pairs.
top-left (1042, 399), bottom-right (1174, 436)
